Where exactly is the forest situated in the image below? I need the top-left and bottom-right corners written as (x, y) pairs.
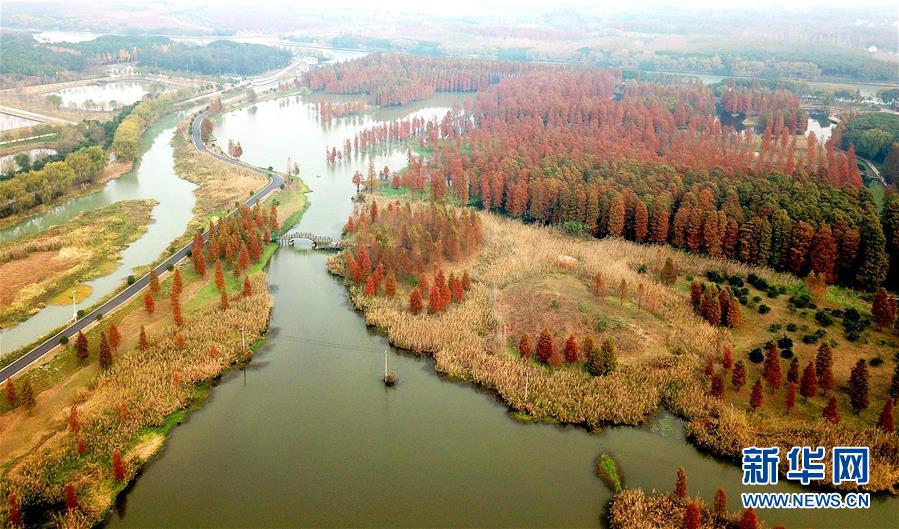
top-left (0, 31), bottom-right (84, 78)
top-left (137, 40), bottom-right (292, 76)
top-left (324, 61), bottom-right (894, 291)
top-left (838, 113), bottom-right (899, 168)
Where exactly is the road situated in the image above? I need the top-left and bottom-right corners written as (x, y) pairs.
top-left (0, 110), bottom-right (284, 384)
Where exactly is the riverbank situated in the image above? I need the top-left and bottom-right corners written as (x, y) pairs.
top-left (0, 199), bottom-right (156, 327)
top-left (333, 198), bottom-right (899, 496)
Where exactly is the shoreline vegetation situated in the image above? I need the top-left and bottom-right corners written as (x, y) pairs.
top-left (0, 90), bottom-right (310, 526)
top-left (0, 199), bottom-right (156, 326)
top-left (329, 197), bottom-right (898, 508)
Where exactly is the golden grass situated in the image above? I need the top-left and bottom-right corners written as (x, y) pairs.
top-left (341, 203), bottom-right (899, 493)
top-left (0, 200), bottom-right (155, 326)
top-left (609, 488), bottom-right (756, 529)
top-left (1, 273), bottom-right (272, 525)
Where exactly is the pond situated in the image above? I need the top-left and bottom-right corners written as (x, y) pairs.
top-left (53, 81), bottom-right (165, 111)
top-left (103, 93), bottom-right (898, 528)
top-left (0, 147), bottom-right (57, 173)
top-left (0, 113), bottom-right (40, 132)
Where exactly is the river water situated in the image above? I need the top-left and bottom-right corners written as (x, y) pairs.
top-left (102, 93), bottom-right (897, 528)
top-left (0, 112), bottom-right (197, 354)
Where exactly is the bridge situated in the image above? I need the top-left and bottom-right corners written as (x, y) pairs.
top-left (275, 232), bottom-right (343, 249)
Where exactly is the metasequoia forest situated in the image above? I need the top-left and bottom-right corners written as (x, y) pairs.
top-left (309, 61), bottom-right (895, 292)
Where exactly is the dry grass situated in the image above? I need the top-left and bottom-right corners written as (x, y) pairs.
top-left (1, 274), bottom-right (272, 524)
top-left (342, 204), bottom-right (899, 493)
top-left (0, 200), bottom-right (155, 326)
top-left (609, 489), bottom-right (757, 529)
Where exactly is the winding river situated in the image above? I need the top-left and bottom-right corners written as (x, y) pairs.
top-left (100, 93), bottom-right (896, 528)
top-left (0, 111), bottom-right (197, 353)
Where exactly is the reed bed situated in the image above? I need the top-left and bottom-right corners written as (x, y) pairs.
top-left (343, 206), bottom-right (899, 493)
top-left (1, 275), bottom-right (272, 524)
top-left (609, 489), bottom-right (748, 529)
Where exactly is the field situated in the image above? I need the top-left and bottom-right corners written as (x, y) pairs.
top-left (0, 199), bottom-right (155, 326)
top-left (335, 198), bottom-right (899, 494)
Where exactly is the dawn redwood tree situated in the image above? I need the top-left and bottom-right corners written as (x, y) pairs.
top-left (823, 396), bottom-right (841, 424)
top-left (815, 343), bottom-right (832, 379)
top-left (462, 270), bottom-right (471, 290)
top-left (409, 289), bottom-right (423, 315)
top-left (144, 291), bottom-right (156, 314)
top-left (139, 325), bottom-right (148, 351)
top-left (703, 356), bottom-right (715, 377)
top-left (518, 333), bottom-right (532, 359)
top-left (75, 330), bottom-right (89, 362)
top-left (711, 373), bottom-right (725, 399)
top-left (690, 282), bottom-right (702, 309)
top-left (763, 343), bottom-right (782, 391)
top-left (68, 406), bottom-right (80, 434)
top-left (5, 378), bottom-right (16, 407)
top-left (872, 288), bottom-right (897, 329)
top-left (238, 243), bottom-right (250, 273)
top-left (171, 291), bottom-right (183, 326)
top-left (800, 361), bottom-right (818, 401)
top-left (450, 276), bottom-right (464, 303)
top-left (173, 268), bottom-right (183, 296)
top-left (683, 501), bottom-right (701, 529)
top-left (732, 360), bottom-right (747, 390)
top-left (714, 488), bottom-right (727, 519)
top-left (564, 335), bottom-right (579, 363)
top-left (364, 275), bottom-right (378, 297)
top-left (112, 450), bottom-right (126, 482)
top-left (750, 379), bottom-right (764, 411)
top-left (242, 276), bottom-right (253, 297)
top-left (7, 491), bottom-right (21, 527)
top-left (593, 273), bottom-right (608, 298)
top-left (384, 272), bottom-right (397, 297)
top-left (428, 285), bottom-right (443, 313)
top-left (548, 347), bottom-right (562, 367)
top-left (21, 379), bottom-right (35, 411)
top-left (787, 358), bottom-right (799, 384)
top-left (674, 467), bottom-right (687, 501)
top-left (821, 366), bottom-right (835, 396)
top-left (740, 508), bottom-right (759, 529)
top-left (108, 323), bottom-right (122, 352)
top-left (785, 382), bottom-right (797, 414)
top-left (848, 359), bottom-right (869, 414)
top-left (722, 346), bottom-right (734, 371)
top-left (64, 483), bottom-right (79, 511)
top-left (193, 234), bottom-right (207, 276)
top-left (536, 330), bottom-right (554, 364)
top-left (99, 332), bottom-right (112, 370)
top-left (149, 270), bottom-right (160, 294)
top-left (215, 261), bottom-right (226, 292)
top-left (597, 337), bottom-right (617, 375)
top-left (877, 399), bottom-right (895, 433)
top-left (890, 363), bottom-right (899, 403)
top-left (219, 289), bottom-right (229, 310)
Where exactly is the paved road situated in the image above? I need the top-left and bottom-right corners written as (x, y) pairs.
top-left (0, 111), bottom-right (284, 383)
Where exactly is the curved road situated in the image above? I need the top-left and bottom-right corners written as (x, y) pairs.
top-left (0, 111), bottom-right (284, 383)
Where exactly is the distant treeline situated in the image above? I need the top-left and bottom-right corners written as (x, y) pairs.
top-left (0, 33), bottom-right (292, 78)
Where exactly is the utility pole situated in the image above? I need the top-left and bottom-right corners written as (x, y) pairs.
top-left (72, 288), bottom-right (77, 323)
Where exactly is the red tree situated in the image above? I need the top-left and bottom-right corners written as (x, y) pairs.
top-left (64, 483), bottom-right (79, 511)
top-left (732, 360), bottom-right (747, 391)
top-left (563, 335), bottom-right (579, 363)
top-left (384, 272), bottom-right (397, 297)
top-left (75, 330), bottom-right (89, 362)
top-left (800, 361), bottom-right (817, 400)
top-left (5, 378), bottom-right (16, 407)
top-left (68, 406), bottom-right (80, 434)
top-left (823, 396), bottom-right (840, 424)
top-left (409, 289), bottom-right (423, 315)
top-left (364, 275), bottom-right (378, 297)
top-left (7, 491), bottom-right (22, 526)
top-left (848, 359), bottom-right (869, 414)
top-left (785, 382), bottom-right (796, 414)
top-left (242, 276), bottom-right (253, 297)
top-left (518, 333), bottom-right (532, 359)
top-left (139, 325), bottom-right (148, 350)
top-left (739, 508), bottom-right (759, 529)
top-left (108, 323), bottom-right (122, 352)
top-left (876, 400), bottom-right (895, 433)
top-left (674, 467), bottom-right (687, 500)
top-left (714, 488), bottom-right (727, 519)
top-left (711, 373), bottom-right (725, 399)
top-left (112, 450), bottom-right (126, 482)
top-left (683, 502), bottom-right (701, 529)
top-left (215, 261), bottom-right (225, 292)
top-left (750, 379), bottom-right (764, 411)
top-left (763, 343), bottom-right (782, 391)
top-left (872, 288), bottom-right (897, 329)
top-left (536, 329), bottom-right (554, 364)
top-left (144, 292), bottom-right (155, 314)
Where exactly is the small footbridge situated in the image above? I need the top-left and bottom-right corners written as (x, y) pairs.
top-left (275, 232), bottom-right (343, 250)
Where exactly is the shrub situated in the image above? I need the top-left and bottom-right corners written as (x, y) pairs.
top-left (748, 348), bottom-right (764, 364)
top-left (758, 304), bottom-right (771, 314)
top-left (561, 220), bottom-right (589, 237)
top-left (747, 273), bottom-right (768, 290)
top-left (768, 323), bottom-right (782, 333)
top-left (595, 453), bottom-right (623, 493)
top-left (870, 356), bottom-right (884, 367)
top-left (780, 348), bottom-right (794, 359)
top-left (77, 309), bottom-right (85, 319)
top-left (777, 336), bottom-right (793, 349)
top-left (752, 295), bottom-right (762, 303)
top-left (766, 286), bottom-right (780, 298)
top-left (59, 336), bottom-right (69, 345)
top-left (786, 323), bottom-right (798, 332)
top-left (127, 275), bottom-right (136, 285)
top-left (815, 310), bottom-right (834, 327)
top-left (727, 275), bottom-right (744, 287)
top-left (802, 330), bottom-right (827, 344)
top-left (843, 308), bottom-right (870, 342)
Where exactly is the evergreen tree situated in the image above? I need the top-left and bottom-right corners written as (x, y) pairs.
top-left (855, 206), bottom-right (888, 289)
top-left (848, 359), bottom-right (869, 414)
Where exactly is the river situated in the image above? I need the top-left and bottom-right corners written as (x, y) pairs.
top-left (0, 111), bottom-right (197, 354)
top-left (102, 93), bottom-right (897, 528)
